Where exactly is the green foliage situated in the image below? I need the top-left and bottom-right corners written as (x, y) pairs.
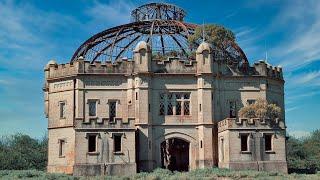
top-left (1, 168), bottom-right (320, 179)
top-left (188, 24), bottom-right (235, 49)
top-left (0, 170), bottom-right (75, 179)
top-left (287, 130), bottom-right (320, 170)
top-left (238, 99), bottom-right (281, 120)
top-left (0, 133), bottom-right (47, 171)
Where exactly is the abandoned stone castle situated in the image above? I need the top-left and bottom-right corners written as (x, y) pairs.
top-left (43, 3), bottom-right (287, 176)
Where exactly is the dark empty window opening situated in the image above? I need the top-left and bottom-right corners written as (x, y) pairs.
top-left (265, 134), bottom-right (272, 151)
top-left (200, 140), bottom-right (203, 148)
top-left (199, 104), bottom-right (202, 112)
top-left (148, 104), bottom-right (151, 112)
top-left (109, 101), bottom-right (116, 122)
top-left (114, 134), bottom-right (122, 153)
top-left (88, 135), bottom-right (97, 153)
top-left (59, 139), bottom-right (65, 157)
top-left (247, 99), bottom-right (256, 105)
top-left (136, 92), bottom-right (138, 100)
top-left (241, 134), bottom-right (249, 152)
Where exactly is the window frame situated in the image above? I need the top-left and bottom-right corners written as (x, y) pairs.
top-left (240, 133), bottom-right (250, 153)
top-left (246, 99), bottom-right (256, 105)
top-left (59, 101), bottom-right (66, 119)
top-left (108, 100), bottom-right (118, 123)
top-left (264, 134), bottom-right (274, 152)
top-left (113, 133), bottom-right (123, 154)
top-left (159, 92), bottom-right (191, 116)
top-left (58, 139), bottom-right (66, 158)
top-left (87, 99), bottom-right (99, 117)
top-left (86, 133), bottom-right (100, 155)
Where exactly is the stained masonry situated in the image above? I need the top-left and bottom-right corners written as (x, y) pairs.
top-left (43, 3), bottom-right (287, 176)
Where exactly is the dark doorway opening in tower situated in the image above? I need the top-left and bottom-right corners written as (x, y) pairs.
top-left (161, 138), bottom-right (189, 171)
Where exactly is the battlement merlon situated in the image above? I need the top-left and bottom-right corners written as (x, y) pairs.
top-left (44, 41), bottom-right (284, 80)
top-left (253, 60), bottom-right (283, 80)
top-left (218, 118), bottom-right (286, 133)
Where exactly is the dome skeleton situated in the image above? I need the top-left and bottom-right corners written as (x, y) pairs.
top-left (70, 3), bottom-right (248, 64)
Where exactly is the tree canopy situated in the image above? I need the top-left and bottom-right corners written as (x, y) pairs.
top-left (238, 99), bottom-right (281, 120)
top-left (188, 24), bottom-right (235, 49)
top-left (0, 134), bottom-right (47, 170)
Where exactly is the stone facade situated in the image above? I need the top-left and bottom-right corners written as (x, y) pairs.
top-left (44, 41), bottom-right (287, 176)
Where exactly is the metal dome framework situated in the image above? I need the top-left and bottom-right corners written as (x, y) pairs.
top-left (71, 3), bottom-right (248, 64)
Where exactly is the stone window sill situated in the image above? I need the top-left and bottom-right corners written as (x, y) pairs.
top-left (113, 151), bottom-right (124, 155)
top-left (265, 151), bottom-right (275, 154)
top-left (87, 152), bottom-right (100, 155)
top-left (59, 155), bottom-right (65, 158)
top-left (241, 151), bottom-right (252, 154)
top-left (89, 116), bottom-right (98, 120)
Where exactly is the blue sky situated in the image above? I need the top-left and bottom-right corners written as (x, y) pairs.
top-left (0, 0), bottom-right (319, 138)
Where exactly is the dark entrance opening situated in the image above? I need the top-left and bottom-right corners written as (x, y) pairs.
top-left (161, 138), bottom-right (189, 171)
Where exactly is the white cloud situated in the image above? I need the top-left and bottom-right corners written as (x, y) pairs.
top-left (86, 0), bottom-right (135, 30)
top-left (286, 106), bottom-right (299, 113)
top-left (287, 130), bottom-right (311, 139)
top-left (0, 0), bottom-right (82, 71)
top-left (270, 1), bottom-right (320, 71)
top-left (0, 79), bottom-right (10, 85)
top-left (286, 70), bottom-right (320, 87)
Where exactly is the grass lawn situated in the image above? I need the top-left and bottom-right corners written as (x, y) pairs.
top-left (0, 168), bottom-right (319, 180)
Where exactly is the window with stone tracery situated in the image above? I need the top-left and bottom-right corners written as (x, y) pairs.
top-left (159, 92), bottom-right (191, 116)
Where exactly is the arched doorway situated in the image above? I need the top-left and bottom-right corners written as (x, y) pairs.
top-left (161, 138), bottom-right (189, 171)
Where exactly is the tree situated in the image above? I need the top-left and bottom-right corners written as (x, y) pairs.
top-left (0, 133), bottom-right (47, 170)
top-left (238, 99), bottom-right (281, 121)
top-left (188, 24), bottom-right (235, 50)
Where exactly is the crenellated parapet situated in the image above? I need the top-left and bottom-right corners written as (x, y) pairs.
top-left (218, 117), bottom-right (285, 133)
top-left (44, 41), bottom-right (284, 81)
top-left (74, 117), bottom-right (135, 129)
top-left (254, 60), bottom-right (283, 80)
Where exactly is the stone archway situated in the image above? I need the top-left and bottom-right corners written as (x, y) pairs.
top-left (161, 138), bottom-right (189, 171)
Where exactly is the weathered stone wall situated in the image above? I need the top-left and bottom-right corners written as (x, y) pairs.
top-left (47, 127), bottom-right (75, 174)
top-left (44, 41), bottom-right (287, 175)
top-left (218, 118), bottom-right (287, 173)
